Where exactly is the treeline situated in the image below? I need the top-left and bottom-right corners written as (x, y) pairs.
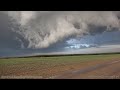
top-left (26, 52), bottom-right (120, 57)
top-left (2, 52), bottom-right (120, 59)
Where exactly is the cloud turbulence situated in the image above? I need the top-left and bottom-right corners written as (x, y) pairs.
top-left (0, 11), bottom-right (120, 57)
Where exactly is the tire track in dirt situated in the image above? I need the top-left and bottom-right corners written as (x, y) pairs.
top-left (54, 60), bottom-right (120, 79)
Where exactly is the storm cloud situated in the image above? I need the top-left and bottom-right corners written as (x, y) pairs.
top-left (0, 11), bottom-right (120, 57)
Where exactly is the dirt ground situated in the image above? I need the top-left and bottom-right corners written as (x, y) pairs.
top-left (54, 59), bottom-right (120, 79)
top-left (0, 55), bottom-right (120, 79)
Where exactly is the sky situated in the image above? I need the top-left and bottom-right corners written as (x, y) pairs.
top-left (0, 11), bottom-right (120, 57)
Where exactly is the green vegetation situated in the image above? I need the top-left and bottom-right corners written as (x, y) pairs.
top-left (0, 54), bottom-right (120, 78)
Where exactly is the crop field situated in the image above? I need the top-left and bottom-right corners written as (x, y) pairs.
top-left (0, 54), bottom-right (120, 79)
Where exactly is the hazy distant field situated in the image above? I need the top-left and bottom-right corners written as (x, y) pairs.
top-left (0, 54), bottom-right (120, 79)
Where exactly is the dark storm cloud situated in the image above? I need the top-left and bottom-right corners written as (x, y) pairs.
top-left (0, 12), bottom-right (28, 49)
top-left (6, 11), bottom-right (120, 48)
top-left (0, 11), bottom-right (120, 56)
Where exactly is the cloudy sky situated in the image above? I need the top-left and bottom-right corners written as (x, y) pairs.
top-left (0, 11), bottom-right (120, 57)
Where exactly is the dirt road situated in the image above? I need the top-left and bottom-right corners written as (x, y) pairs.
top-left (54, 60), bottom-right (120, 79)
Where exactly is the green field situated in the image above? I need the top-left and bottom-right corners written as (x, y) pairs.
top-left (0, 54), bottom-right (120, 79)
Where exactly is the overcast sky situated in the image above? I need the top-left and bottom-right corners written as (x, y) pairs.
top-left (0, 11), bottom-right (120, 57)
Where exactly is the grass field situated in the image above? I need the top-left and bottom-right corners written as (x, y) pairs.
top-left (0, 54), bottom-right (120, 79)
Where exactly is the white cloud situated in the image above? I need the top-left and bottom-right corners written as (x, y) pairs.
top-left (4, 11), bottom-right (120, 49)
